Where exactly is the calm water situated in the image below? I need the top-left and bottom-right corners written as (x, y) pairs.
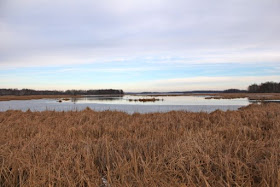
top-left (0, 95), bottom-right (253, 113)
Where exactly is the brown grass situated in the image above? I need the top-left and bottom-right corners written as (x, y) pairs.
top-left (0, 103), bottom-right (280, 186)
top-left (201, 93), bottom-right (280, 100)
top-left (0, 95), bottom-right (81, 102)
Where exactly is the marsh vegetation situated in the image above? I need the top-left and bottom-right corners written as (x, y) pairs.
top-left (0, 95), bottom-right (81, 102)
top-left (204, 93), bottom-right (280, 100)
top-left (0, 103), bottom-right (279, 186)
top-left (128, 98), bottom-right (163, 102)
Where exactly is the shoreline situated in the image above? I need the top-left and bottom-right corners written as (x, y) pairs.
top-left (1, 93), bottom-right (280, 102)
top-left (0, 94), bottom-right (124, 102)
top-left (131, 93), bottom-right (280, 100)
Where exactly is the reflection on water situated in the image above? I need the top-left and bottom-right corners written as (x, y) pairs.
top-left (70, 95), bottom-right (123, 104)
top-left (66, 95), bottom-right (250, 106)
top-left (1, 95), bottom-right (278, 113)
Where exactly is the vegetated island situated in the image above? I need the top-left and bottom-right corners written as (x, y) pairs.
top-left (0, 103), bottom-right (279, 186)
top-left (129, 98), bottom-right (164, 102)
top-left (0, 89), bottom-right (124, 101)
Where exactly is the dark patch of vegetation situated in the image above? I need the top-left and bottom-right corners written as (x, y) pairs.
top-left (128, 98), bottom-right (163, 102)
top-left (223, 89), bottom-right (247, 93)
top-left (248, 82), bottom-right (280, 93)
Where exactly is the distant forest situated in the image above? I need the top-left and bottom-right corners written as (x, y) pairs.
top-left (223, 89), bottom-right (247, 93)
top-left (248, 82), bottom-right (280, 93)
top-left (0, 89), bottom-right (124, 96)
top-left (1, 82), bottom-right (280, 96)
top-left (221, 82), bottom-right (280, 93)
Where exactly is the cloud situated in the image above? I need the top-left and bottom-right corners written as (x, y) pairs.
top-left (0, 0), bottom-right (280, 68)
top-left (122, 75), bottom-right (280, 92)
top-left (1, 0), bottom-right (280, 91)
top-left (57, 67), bottom-right (162, 73)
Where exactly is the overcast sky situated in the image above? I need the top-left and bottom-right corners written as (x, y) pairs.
top-left (1, 0), bottom-right (280, 91)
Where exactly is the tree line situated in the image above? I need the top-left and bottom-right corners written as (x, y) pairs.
top-left (223, 89), bottom-right (247, 93)
top-left (1, 82), bottom-right (280, 96)
top-left (218, 82), bottom-right (280, 93)
top-left (0, 89), bottom-right (124, 96)
top-left (248, 82), bottom-right (280, 93)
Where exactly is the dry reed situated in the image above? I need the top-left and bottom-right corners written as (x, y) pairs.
top-left (203, 93), bottom-right (280, 100)
top-left (0, 95), bottom-right (81, 102)
top-left (0, 103), bottom-right (279, 186)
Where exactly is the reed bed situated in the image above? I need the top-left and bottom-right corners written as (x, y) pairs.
top-left (0, 103), bottom-right (279, 186)
top-left (0, 95), bottom-right (81, 102)
top-left (204, 93), bottom-right (280, 100)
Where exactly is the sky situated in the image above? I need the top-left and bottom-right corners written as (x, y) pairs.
top-left (1, 0), bottom-right (280, 92)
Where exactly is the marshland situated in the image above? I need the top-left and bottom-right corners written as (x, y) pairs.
top-left (0, 94), bottom-right (251, 113)
top-left (0, 103), bottom-right (279, 186)
top-left (2, 0), bottom-right (280, 186)
top-left (1, 87), bottom-right (280, 186)
top-left (0, 85), bottom-right (280, 186)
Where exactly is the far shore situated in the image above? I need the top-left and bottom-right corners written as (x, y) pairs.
top-left (132, 93), bottom-right (280, 100)
top-left (1, 92), bottom-right (280, 102)
top-left (204, 93), bottom-right (280, 100)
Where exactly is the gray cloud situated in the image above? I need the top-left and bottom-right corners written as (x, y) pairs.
top-left (1, 0), bottom-right (280, 67)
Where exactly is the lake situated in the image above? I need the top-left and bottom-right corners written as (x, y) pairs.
top-left (0, 95), bottom-right (256, 113)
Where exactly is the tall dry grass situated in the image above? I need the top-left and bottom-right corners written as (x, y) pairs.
top-left (0, 95), bottom-right (81, 101)
top-left (0, 103), bottom-right (279, 186)
top-left (204, 93), bottom-right (280, 100)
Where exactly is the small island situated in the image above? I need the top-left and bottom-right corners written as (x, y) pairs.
top-left (129, 98), bottom-right (164, 102)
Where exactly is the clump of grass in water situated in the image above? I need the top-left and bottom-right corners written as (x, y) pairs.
top-left (129, 98), bottom-right (163, 102)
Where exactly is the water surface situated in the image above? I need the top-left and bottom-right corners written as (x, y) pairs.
top-left (0, 95), bottom-right (253, 113)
